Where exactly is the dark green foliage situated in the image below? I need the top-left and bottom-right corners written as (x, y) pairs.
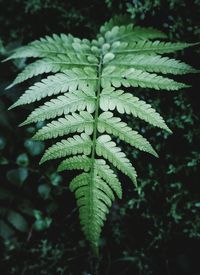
top-left (0, 1), bottom-right (200, 274)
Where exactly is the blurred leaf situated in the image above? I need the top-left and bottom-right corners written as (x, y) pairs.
top-left (7, 210), bottom-right (28, 232)
top-left (16, 153), bottom-right (29, 167)
top-left (33, 220), bottom-right (48, 231)
top-left (38, 184), bottom-right (51, 200)
top-left (50, 173), bottom-right (62, 186)
top-left (0, 156), bottom-right (9, 165)
top-left (0, 38), bottom-right (5, 54)
top-left (24, 139), bottom-right (44, 156)
top-left (33, 210), bottom-right (42, 220)
top-left (26, 126), bottom-right (36, 134)
top-left (0, 220), bottom-right (15, 239)
top-left (0, 135), bottom-right (6, 150)
top-left (6, 167), bottom-right (28, 185)
top-left (18, 200), bottom-right (35, 216)
top-left (33, 210), bottom-right (52, 231)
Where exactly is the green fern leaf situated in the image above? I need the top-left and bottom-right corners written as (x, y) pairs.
top-left (5, 34), bottom-right (92, 61)
top-left (40, 133), bottom-right (92, 164)
top-left (99, 24), bottom-right (167, 43)
top-left (110, 54), bottom-right (199, 75)
top-left (111, 40), bottom-right (199, 55)
top-left (58, 155), bottom-right (91, 172)
top-left (21, 89), bottom-right (96, 125)
top-left (98, 111), bottom-right (157, 156)
top-left (33, 111), bottom-right (93, 140)
top-left (7, 54), bottom-right (97, 89)
top-left (7, 60), bottom-right (57, 89)
top-left (102, 66), bottom-right (189, 90)
top-left (70, 172), bottom-right (113, 251)
top-left (96, 135), bottom-right (137, 185)
top-left (94, 159), bottom-right (122, 199)
top-left (100, 88), bottom-right (171, 132)
top-left (6, 18), bottom-right (198, 253)
top-left (9, 68), bottom-right (97, 108)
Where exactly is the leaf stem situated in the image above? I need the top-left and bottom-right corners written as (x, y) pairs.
top-left (90, 54), bottom-right (103, 164)
top-left (88, 52), bottom-right (103, 254)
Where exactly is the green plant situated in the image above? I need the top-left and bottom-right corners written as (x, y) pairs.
top-left (5, 18), bottom-right (198, 254)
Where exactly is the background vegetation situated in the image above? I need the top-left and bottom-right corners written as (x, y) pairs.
top-left (0, 1), bottom-right (200, 274)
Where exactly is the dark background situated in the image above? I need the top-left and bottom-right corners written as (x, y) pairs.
top-left (0, 1), bottom-right (200, 274)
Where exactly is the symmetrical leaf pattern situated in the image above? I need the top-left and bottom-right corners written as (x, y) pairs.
top-left (6, 18), bottom-right (198, 253)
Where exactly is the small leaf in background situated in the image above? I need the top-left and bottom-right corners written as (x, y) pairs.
top-left (0, 135), bottom-right (6, 150)
top-left (18, 199), bottom-right (35, 216)
top-left (0, 156), bottom-right (9, 165)
top-left (13, 58), bottom-right (26, 70)
top-left (33, 210), bottom-right (43, 220)
top-left (33, 222), bottom-right (47, 234)
top-left (50, 173), bottom-right (62, 186)
top-left (6, 167), bottom-right (28, 185)
top-left (194, 202), bottom-right (200, 207)
top-left (36, 121), bottom-right (46, 129)
top-left (16, 153), bottom-right (29, 167)
top-left (38, 184), bottom-right (51, 200)
top-left (26, 126), bottom-right (36, 134)
top-left (0, 38), bottom-right (5, 55)
top-left (7, 210), bottom-right (28, 232)
top-left (0, 220), bottom-right (15, 239)
top-left (33, 210), bottom-right (52, 231)
top-left (24, 139), bottom-right (44, 156)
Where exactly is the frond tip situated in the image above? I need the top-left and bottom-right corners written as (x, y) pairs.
top-left (6, 17), bottom-right (198, 252)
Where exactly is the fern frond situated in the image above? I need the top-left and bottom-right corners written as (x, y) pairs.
top-left (100, 88), bottom-right (171, 132)
top-left (70, 172), bottom-right (113, 251)
top-left (33, 111), bottom-right (93, 140)
top-left (6, 19), bottom-right (198, 252)
top-left (9, 68), bottom-right (97, 108)
top-left (58, 155), bottom-right (91, 172)
top-left (110, 54), bottom-right (199, 75)
top-left (98, 111), bottom-right (158, 156)
top-left (99, 24), bottom-right (167, 44)
top-left (111, 40), bottom-right (199, 55)
top-left (102, 66), bottom-right (189, 90)
top-left (96, 135), bottom-right (137, 185)
top-left (40, 133), bottom-right (92, 164)
top-left (94, 176), bottom-right (115, 203)
top-left (99, 15), bottom-right (132, 33)
top-left (94, 159), bottom-right (122, 199)
top-left (7, 60), bottom-right (57, 89)
top-left (21, 89), bottom-right (96, 125)
top-left (7, 54), bottom-right (97, 89)
top-left (5, 34), bottom-right (92, 61)
top-left (7, 60), bottom-right (55, 89)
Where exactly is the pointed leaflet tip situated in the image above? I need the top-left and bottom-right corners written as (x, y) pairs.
top-left (18, 120), bottom-right (30, 127)
top-left (191, 69), bottom-right (200, 74)
top-left (8, 102), bottom-right (19, 110)
top-left (57, 165), bottom-right (62, 172)
top-left (152, 150), bottom-right (159, 158)
top-left (39, 157), bottom-right (45, 165)
top-left (32, 134), bottom-right (39, 141)
top-left (5, 83), bottom-right (15, 90)
top-left (1, 56), bottom-right (11, 63)
top-left (166, 127), bottom-right (173, 134)
top-left (191, 42), bottom-right (200, 47)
